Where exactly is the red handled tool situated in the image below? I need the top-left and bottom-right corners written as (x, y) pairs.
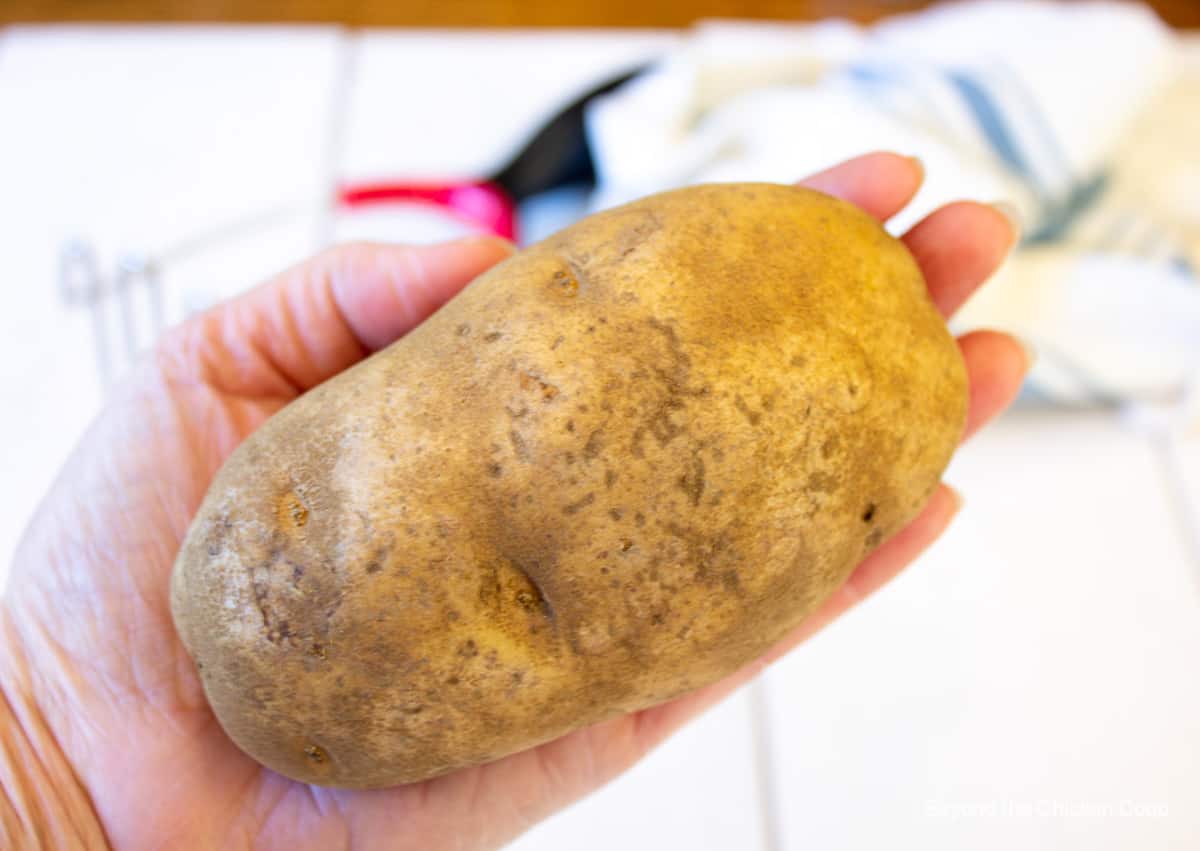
top-left (335, 65), bottom-right (646, 242)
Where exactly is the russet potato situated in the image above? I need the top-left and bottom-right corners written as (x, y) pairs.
top-left (170, 183), bottom-right (967, 788)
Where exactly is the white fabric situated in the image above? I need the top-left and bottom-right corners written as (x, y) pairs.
top-left (584, 1), bottom-right (1198, 409)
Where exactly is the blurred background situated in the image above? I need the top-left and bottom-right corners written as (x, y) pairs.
top-left (5, 0), bottom-right (1200, 27)
top-left (0, 1), bottom-right (1198, 849)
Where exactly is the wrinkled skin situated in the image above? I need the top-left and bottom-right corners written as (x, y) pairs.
top-left (1, 154), bottom-right (1025, 850)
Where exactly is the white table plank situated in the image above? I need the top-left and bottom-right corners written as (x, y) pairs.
top-left (511, 693), bottom-right (768, 851)
top-left (1161, 426), bottom-right (1200, 591)
top-left (764, 411), bottom-right (1200, 850)
top-left (0, 26), bottom-right (344, 579)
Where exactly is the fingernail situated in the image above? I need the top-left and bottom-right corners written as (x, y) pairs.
top-left (945, 484), bottom-right (965, 515)
top-left (462, 234), bottom-right (518, 255)
top-left (1015, 334), bottom-right (1038, 372)
top-left (988, 200), bottom-right (1023, 247)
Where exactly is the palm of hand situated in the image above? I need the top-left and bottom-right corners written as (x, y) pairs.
top-left (3, 155), bottom-right (1025, 850)
top-left (8, 246), bottom-right (686, 851)
top-left (9, 267), bottom-right (593, 850)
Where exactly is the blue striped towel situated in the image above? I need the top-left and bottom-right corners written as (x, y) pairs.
top-left (585, 1), bottom-right (1198, 411)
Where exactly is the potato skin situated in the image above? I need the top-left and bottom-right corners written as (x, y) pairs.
top-left (170, 183), bottom-right (967, 788)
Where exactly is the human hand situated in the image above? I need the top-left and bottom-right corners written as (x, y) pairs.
top-left (0, 153), bottom-right (1027, 850)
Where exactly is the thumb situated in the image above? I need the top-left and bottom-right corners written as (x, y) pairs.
top-left (176, 237), bottom-right (514, 395)
top-left (318, 237), bottom-right (516, 351)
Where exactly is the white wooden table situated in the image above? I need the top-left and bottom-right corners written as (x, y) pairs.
top-left (0, 25), bottom-right (1197, 851)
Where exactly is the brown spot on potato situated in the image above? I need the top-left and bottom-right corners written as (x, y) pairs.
top-left (647, 405), bottom-right (684, 446)
top-left (677, 455), bottom-right (706, 507)
top-left (551, 268), bottom-right (579, 297)
top-left (509, 430), bottom-right (530, 461)
top-left (278, 492), bottom-right (309, 529)
top-left (519, 372), bottom-right (559, 401)
top-left (564, 493), bottom-right (595, 515)
top-left (583, 429), bottom-right (604, 460)
top-left (734, 395), bottom-right (761, 426)
top-left (630, 428), bottom-right (646, 458)
top-left (663, 522), bottom-right (735, 586)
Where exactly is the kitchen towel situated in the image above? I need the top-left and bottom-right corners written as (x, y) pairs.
top-left (585, 1), bottom-right (1198, 415)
